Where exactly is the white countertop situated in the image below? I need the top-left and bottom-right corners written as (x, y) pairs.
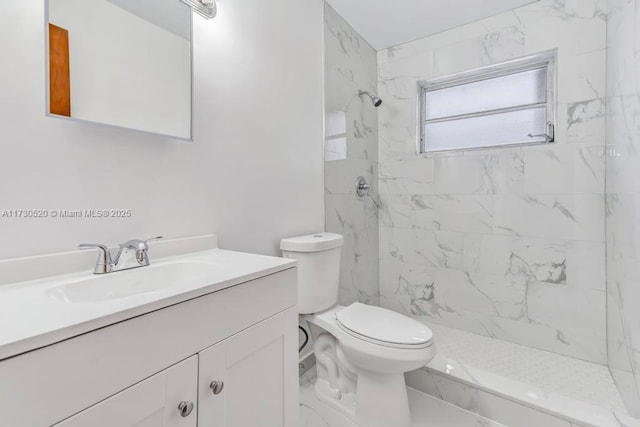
top-left (0, 246), bottom-right (296, 361)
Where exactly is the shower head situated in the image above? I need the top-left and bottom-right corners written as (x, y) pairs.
top-left (358, 90), bottom-right (383, 108)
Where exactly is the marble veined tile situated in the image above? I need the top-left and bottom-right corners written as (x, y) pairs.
top-left (480, 313), bottom-right (607, 364)
top-left (375, 0), bottom-right (607, 365)
top-left (377, 75), bottom-right (422, 104)
top-left (435, 269), bottom-right (527, 320)
top-left (607, 0), bottom-right (640, 416)
top-left (378, 159), bottom-right (434, 195)
top-left (325, 159), bottom-right (375, 195)
top-left (406, 368), bottom-right (479, 413)
top-left (433, 151), bottom-right (525, 196)
top-left (299, 369), bottom-right (506, 427)
top-left (433, 26), bottom-right (525, 77)
top-left (324, 1), bottom-right (379, 313)
top-left (299, 370), bottom-right (360, 427)
top-left (519, 0), bottom-right (606, 56)
top-left (412, 195), bottom-right (494, 234)
top-left (427, 323), bottom-right (623, 410)
top-left (413, 322), bottom-right (639, 426)
top-left (377, 27), bottom-right (464, 65)
top-left (339, 227), bottom-right (379, 306)
top-left (378, 124), bottom-right (418, 162)
top-left (378, 194), bottom-right (413, 229)
top-left (526, 283), bottom-right (606, 347)
top-left (567, 99), bottom-right (606, 144)
top-left (468, 235), bottom-right (603, 291)
top-left (524, 144), bottom-right (605, 195)
top-left (607, 96), bottom-right (640, 189)
top-left (380, 227), bottom-right (464, 269)
top-left (476, 235), bottom-right (567, 284)
top-left (492, 194), bottom-right (605, 242)
top-left (566, 240), bottom-right (605, 291)
top-left (557, 49), bottom-right (607, 103)
top-left (378, 193), bottom-right (494, 234)
top-left (460, 11), bottom-right (523, 40)
top-left (378, 51), bottom-right (434, 82)
top-left (379, 229), bottom-right (607, 360)
top-left (379, 259), bottom-right (437, 318)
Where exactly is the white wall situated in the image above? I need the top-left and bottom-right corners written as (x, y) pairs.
top-left (49, 0), bottom-right (192, 138)
top-left (0, 0), bottom-right (324, 260)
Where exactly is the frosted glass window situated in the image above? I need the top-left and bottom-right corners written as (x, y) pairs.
top-left (420, 51), bottom-right (556, 153)
top-left (425, 108), bottom-right (548, 152)
top-left (426, 68), bottom-right (547, 120)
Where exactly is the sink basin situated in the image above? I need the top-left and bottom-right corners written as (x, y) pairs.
top-left (46, 262), bottom-right (221, 303)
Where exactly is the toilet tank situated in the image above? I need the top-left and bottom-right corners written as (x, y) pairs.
top-left (280, 233), bottom-right (344, 314)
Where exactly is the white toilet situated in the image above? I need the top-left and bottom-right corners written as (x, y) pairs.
top-left (281, 233), bottom-right (436, 427)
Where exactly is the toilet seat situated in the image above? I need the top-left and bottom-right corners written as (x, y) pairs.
top-left (336, 303), bottom-right (433, 349)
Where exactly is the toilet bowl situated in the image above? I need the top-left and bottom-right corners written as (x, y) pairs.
top-left (281, 233), bottom-right (436, 427)
top-left (304, 304), bottom-right (435, 427)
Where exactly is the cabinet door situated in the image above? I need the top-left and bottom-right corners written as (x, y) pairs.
top-left (198, 308), bottom-right (298, 427)
top-left (55, 356), bottom-right (198, 427)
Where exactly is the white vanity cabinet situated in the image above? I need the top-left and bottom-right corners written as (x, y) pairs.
top-left (0, 265), bottom-right (298, 427)
top-left (53, 307), bottom-right (297, 427)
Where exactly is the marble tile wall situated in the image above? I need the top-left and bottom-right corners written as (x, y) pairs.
top-left (606, 0), bottom-right (640, 417)
top-left (324, 4), bottom-right (379, 305)
top-left (377, 0), bottom-right (608, 363)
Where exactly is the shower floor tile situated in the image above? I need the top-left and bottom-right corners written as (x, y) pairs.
top-left (415, 323), bottom-right (640, 426)
top-left (427, 323), bottom-right (624, 410)
top-left (299, 369), bottom-right (505, 427)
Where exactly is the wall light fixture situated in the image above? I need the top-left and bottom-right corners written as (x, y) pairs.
top-left (180, 0), bottom-right (217, 19)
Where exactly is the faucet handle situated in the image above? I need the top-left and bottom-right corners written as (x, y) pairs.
top-left (120, 236), bottom-right (162, 251)
top-left (78, 243), bottom-right (113, 274)
top-left (118, 236), bottom-right (163, 266)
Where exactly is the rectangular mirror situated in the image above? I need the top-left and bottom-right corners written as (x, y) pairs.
top-left (46, 0), bottom-right (193, 140)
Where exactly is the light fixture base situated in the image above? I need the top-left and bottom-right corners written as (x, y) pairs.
top-left (180, 0), bottom-right (217, 19)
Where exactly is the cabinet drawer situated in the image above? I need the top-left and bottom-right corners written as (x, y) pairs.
top-left (0, 268), bottom-right (296, 427)
top-left (54, 356), bottom-right (198, 427)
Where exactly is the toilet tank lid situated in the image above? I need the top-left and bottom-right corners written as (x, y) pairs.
top-left (280, 233), bottom-right (344, 252)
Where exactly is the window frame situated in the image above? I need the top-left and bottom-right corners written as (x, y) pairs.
top-left (417, 50), bottom-right (557, 154)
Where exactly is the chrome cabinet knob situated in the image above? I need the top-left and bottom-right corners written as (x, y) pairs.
top-left (178, 401), bottom-right (194, 417)
top-left (210, 380), bottom-right (224, 395)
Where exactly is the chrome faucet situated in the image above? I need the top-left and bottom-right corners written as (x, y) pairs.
top-left (78, 236), bottom-right (163, 274)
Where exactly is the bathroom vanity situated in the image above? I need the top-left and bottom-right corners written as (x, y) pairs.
top-left (0, 235), bottom-right (298, 427)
